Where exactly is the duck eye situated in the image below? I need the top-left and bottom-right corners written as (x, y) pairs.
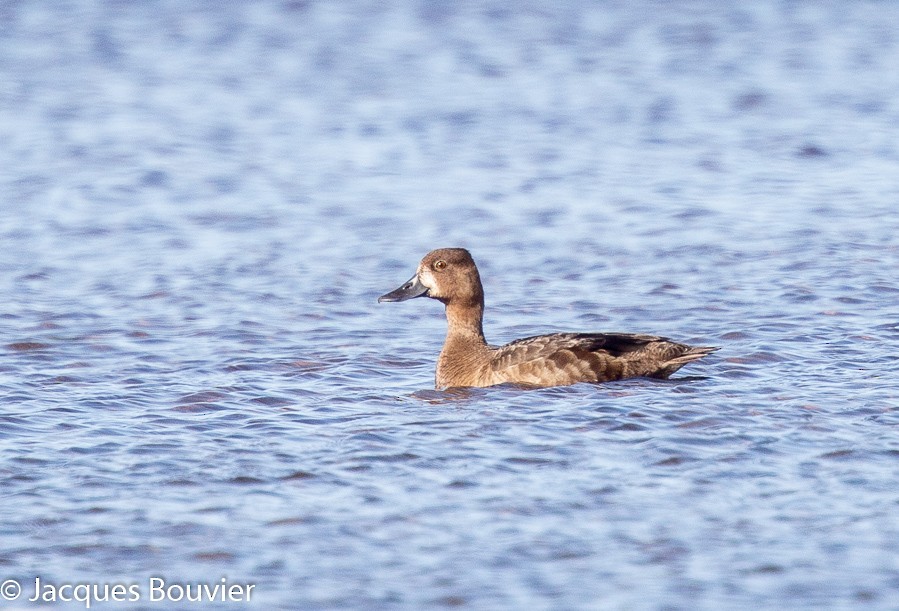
top-left (433, 260), bottom-right (447, 271)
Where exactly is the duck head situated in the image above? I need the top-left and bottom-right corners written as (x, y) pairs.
top-left (378, 248), bottom-right (483, 307)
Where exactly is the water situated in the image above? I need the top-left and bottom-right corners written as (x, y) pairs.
top-left (1, 1), bottom-right (898, 609)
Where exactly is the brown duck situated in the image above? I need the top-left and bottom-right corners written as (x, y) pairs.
top-left (379, 248), bottom-right (717, 389)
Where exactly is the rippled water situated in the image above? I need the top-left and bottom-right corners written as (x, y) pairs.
top-left (2, 1), bottom-right (898, 609)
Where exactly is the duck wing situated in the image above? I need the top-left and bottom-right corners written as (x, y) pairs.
top-left (490, 332), bottom-right (717, 385)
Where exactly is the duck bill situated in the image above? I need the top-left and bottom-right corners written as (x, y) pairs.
top-left (378, 275), bottom-right (429, 302)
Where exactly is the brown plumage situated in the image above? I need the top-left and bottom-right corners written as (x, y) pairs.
top-left (379, 248), bottom-right (717, 389)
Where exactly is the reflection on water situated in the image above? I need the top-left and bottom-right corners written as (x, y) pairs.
top-left (2, 1), bottom-right (899, 609)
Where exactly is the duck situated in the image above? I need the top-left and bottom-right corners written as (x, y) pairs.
top-left (378, 248), bottom-right (717, 389)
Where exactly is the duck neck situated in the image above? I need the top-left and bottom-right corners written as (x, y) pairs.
top-left (437, 299), bottom-right (490, 389)
top-left (443, 300), bottom-right (486, 346)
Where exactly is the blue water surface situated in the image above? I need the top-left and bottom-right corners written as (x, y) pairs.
top-left (1, 1), bottom-right (898, 609)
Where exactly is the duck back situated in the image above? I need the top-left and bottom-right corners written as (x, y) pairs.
top-left (480, 332), bottom-right (718, 388)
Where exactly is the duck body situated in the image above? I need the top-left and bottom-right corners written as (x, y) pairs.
top-left (379, 248), bottom-right (717, 389)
